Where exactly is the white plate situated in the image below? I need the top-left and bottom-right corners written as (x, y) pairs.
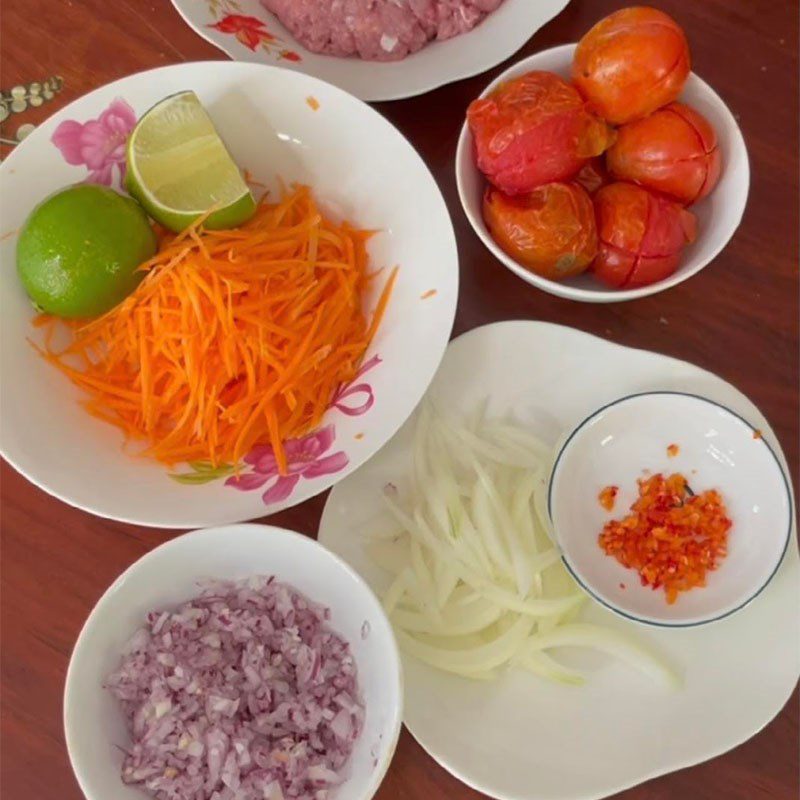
top-left (64, 524), bottom-right (403, 800)
top-left (455, 45), bottom-right (750, 302)
top-left (170, 0), bottom-right (570, 102)
top-left (318, 321), bottom-right (799, 800)
top-left (0, 61), bottom-right (458, 527)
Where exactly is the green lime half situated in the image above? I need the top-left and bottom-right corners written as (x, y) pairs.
top-left (16, 184), bottom-right (157, 319)
top-left (125, 91), bottom-right (256, 233)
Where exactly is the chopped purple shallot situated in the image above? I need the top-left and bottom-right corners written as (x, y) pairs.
top-left (106, 576), bottom-right (364, 800)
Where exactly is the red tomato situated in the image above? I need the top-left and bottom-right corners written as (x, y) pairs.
top-left (572, 7), bottom-right (690, 125)
top-left (467, 71), bottom-right (614, 195)
top-left (607, 102), bottom-right (721, 205)
top-left (483, 182), bottom-right (597, 281)
top-left (593, 182), bottom-right (697, 288)
top-left (574, 156), bottom-right (609, 195)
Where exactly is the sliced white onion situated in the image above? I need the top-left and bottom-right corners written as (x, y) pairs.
top-left (395, 615), bottom-right (535, 676)
top-left (369, 400), bottom-right (678, 689)
top-left (515, 651), bottom-right (586, 686)
top-left (522, 624), bottom-right (680, 688)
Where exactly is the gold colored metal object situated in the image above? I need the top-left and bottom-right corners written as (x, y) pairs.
top-left (0, 76), bottom-right (64, 145)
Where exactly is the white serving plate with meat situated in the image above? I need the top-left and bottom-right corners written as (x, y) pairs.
top-left (170, 0), bottom-right (571, 101)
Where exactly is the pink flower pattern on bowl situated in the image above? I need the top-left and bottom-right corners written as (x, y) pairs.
top-left (218, 354), bottom-right (381, 503)
top-left (51, 98), bottom-right (136, 186)
top-left (226, 424), bottom-right (348, 504)
top-left (209, 13), bottom-right (276, 50)
top-left (330, 354), bottom-right (382, 416)
top-left (205, 3), bottom-right (301, 61)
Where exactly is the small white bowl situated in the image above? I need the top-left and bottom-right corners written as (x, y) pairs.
top-left (64, 524), bottom-right (403, 800)
top-left (548, 392), bottom-right (792, 627)
top-left (455, 44), bottom-right (750, 303)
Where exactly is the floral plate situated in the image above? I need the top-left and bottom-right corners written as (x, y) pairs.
top-left (170, 0), bottom-right (571, 102)
top-left (0, 61), bottom-right (458, 527)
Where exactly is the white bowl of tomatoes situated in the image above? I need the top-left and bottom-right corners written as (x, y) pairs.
top-left (455, 7), bottom-right (749, 303)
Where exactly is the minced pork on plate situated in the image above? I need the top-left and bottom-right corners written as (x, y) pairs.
top-left (261, 0), bottom-right (505, 61)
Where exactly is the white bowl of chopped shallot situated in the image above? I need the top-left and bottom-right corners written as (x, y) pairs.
top-left (64, 524), bottom-right (403, 800)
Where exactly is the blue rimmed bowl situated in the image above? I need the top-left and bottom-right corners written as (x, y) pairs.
top-left (548, 391), bottom-right (792, 627)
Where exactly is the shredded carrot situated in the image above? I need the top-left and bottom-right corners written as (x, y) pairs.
top-left (35, 185), bottom-right (397, 472)
top-left (242, 168), bottom-right (266, 189)
top-left (420, 289), bottom-right (438, 300)
top-left (306, 96), bottom-right (320, 111)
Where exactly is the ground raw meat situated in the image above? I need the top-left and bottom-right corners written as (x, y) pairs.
top-left (261, 0), bottom-right (505, 61)
top-left (106, 576), bottom-right (364, 800)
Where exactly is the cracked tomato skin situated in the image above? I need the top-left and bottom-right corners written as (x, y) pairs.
top-left (574, 156), bottom-right (610, 195)
top-left (572, 7), bottom-right (691, 125)
top-left (607, 102), bottom-right (722, 205)
top-left (483, 182), bottom-right (597, 281)
top-left (467, 71), bottom-right (615, 195)
top-left (593, 182), bottom-right (697, 288)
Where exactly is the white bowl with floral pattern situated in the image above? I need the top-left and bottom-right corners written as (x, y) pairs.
top-left (0, 61), bottom-right (458, 527)
top-left (169, 0), bottom-right (571, 102)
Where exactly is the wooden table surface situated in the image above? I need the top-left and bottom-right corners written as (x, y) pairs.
top-left (1, 1), bottom-right (798, 799)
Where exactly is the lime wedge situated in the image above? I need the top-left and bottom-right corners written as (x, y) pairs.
top-left (126, 91), bottom-right (255, 232)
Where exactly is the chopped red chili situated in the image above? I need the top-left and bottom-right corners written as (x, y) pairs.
top-left (598, 485), bottom-right (619, 511)
top-left (598, 473), bottom-right (732, 604)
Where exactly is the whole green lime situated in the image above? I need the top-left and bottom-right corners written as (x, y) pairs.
top-left (16, 184), bottom-right (158, 318)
